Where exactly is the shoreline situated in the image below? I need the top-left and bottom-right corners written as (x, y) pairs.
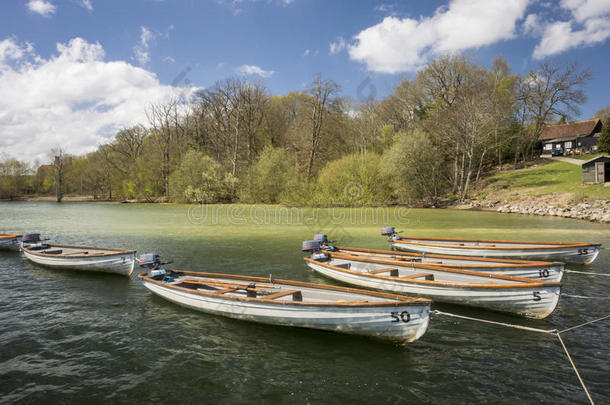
top-left (5, 195), bottom-right (609, 224)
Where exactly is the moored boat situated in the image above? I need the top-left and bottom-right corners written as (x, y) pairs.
top-left (137, 254), bottom-right (431, 344)
top-left (311, 235), bottom-right (563, 281)
top-left (21, 234), bottom-right (135, 276)
top-left (0, 233), bottom-right (22, 251)
top-left (302, 240), bottom-right (561, 319)
top-left (381, 227), bottom-right (601, 264)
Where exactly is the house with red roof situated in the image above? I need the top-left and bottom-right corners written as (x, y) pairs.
top-left (540, 118), bottom-right (602, 156)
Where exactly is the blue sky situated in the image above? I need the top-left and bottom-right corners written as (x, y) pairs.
top-left (1, 0), bottom-right (609, 161)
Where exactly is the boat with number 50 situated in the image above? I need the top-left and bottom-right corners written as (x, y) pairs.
top-left (136, 254), bottom-right (431, 344)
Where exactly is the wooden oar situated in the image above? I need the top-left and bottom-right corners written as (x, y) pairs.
top-left (181, 279), bottom-right (278, 293)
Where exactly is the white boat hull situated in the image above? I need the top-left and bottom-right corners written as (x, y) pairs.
top-left (0, 235), bottom-right (22, 251)
top-left (306, 261), bottom-right (560, 319)
top-left (141, 278), bottom-right (430, 343)
top-left (23, 249), bottom-right (135, 276)
top-left (331, 249), bottom-right (564, 281)
top-left (391, 240), bottom-right (600, 265)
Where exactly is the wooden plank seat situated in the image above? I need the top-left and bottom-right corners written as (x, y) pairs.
top-left (262, 289), bottom-right (303, 301)
top-left (181, 279), bottom-right (269, 293)
top-left (368, 268), bottom-right (399, 276)
top-left (63, 251), bottom-right (89, 256)
top-left (401, 273), bottom-right (435, 281)
top-left (212, 287), bottom-right (238, 295)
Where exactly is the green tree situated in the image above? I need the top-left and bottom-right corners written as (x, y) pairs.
top-left (169, 150), bottom-right (230, 203)
top-left (239, 146), bottom-right (296, 203)
top-left (381, 130), bottom-right (449, 206)
top-left (316, 153), bottom-right (389, 206)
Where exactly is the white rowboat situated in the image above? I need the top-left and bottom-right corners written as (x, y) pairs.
top-left (22, 244), bottom-right (136, 276)
top-left (304, 257), bottom-right (561, 319)
top-left (330, 245), bottom-right (564, 281)
top-left (0, 233), bottom-right (22, 251)
top-left (138, 270), bottom-right (431, 344)
top-left (389, 236), bottom-right (601, 264)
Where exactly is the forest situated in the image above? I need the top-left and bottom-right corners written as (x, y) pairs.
top-left (1, 54), bottom-right (605, 206)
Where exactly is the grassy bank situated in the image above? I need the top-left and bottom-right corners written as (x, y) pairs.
top-left (474, 160), bottom-right (609, 203)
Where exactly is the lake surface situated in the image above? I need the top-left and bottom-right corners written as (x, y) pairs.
top-left (1, 202), bottom-right (608, 404)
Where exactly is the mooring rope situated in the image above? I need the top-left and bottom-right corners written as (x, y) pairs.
top-left (556, 334), bottom-right (595, 405)
top-left (431, 310), bottom-right (609, 405)
top-left (564, 270), bottom-right (610, 277)
top-left (430, 310), bottom-right (557, 334)
top-left (561, 294), bottom-right (610, 300)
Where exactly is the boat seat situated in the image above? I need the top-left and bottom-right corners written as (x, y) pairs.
top-left (214, 287), bottom-right (238, 294)
top-left (334, 263), bottom-right (351, 270)
top-left (401, 273), bottom-right (435, 280)
top-left (368, 268), bottom-right (399, 276)
top-left (262, 289), bottom-right (303, 301)
top-left (42, 249), bottom-right (63, 255)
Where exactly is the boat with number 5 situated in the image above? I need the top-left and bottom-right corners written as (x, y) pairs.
top-left (136, 254), bottom-right (431, 344)
top-left (310, 234), bottom-right (564, 281)
top-left (0, 233), bottom-right (22, 251)
top-left (302, 241), bottom-right (561, 319)
top-left (381, 227), bottom-right (601, 264)
top-left (21, 234), bottom-right (135, 276)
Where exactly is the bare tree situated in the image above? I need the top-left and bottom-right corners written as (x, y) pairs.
top-left (50, 147), bottom-right (70, 203)
top-left (306, 74), bottom-right (341, 180)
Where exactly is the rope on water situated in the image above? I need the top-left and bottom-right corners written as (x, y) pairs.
top-left (432, 310), bottom-right (609, 405)
top-left (557, 334), bottom-right (595, 405)
top-left (561, 294), bottom-right (610, 300)
top-left (559, 314), bottom-right (610, 334)
top-left (564, 270), bottom-right (610, 277)
top-left (430, 310), bottom-right (557, 334)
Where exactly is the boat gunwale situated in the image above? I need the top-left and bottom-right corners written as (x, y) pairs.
top-left (326, 251), bottom-right (565, 276)
top-left (138, 271), bottom-right (431, 307)
top-left (334, 245), bottom-right (564, 266)
top-left (0, 233), bottom-right (22, 239)
top-left (305, 257), bottom-right (561, 289)
top-left (22, 244), bottom-right (136, 258)
top-left (392, 237), bottom-right (601, 250)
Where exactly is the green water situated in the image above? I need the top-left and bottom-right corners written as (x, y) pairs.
top-left (0, 202), bottom-right (608, 403)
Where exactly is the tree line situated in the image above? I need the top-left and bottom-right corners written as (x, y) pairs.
top-left (1, 54), bottom-right (602, 206)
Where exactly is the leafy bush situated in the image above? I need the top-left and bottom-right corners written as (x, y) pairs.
top-left (239, 146), bottom-right (297, 203)
top-left (315, 153), bottom-right (390, 206)
top-left (169, 150), bottom-right (231, 203)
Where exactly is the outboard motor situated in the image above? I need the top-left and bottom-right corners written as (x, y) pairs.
top-left (313, 233), bottom-right (336, 251)
top-left (381, 226), bottom-right (401, 240)
top-left (22, 233), bottom-right (49, 250)
top-left (138, 253), bottom-right (166, 277)
top-left (302, 240), bottom-right (328, 261)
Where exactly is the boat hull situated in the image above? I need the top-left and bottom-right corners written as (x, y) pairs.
top-left (141, 277), bottom-right (430, 343)
top-left (391, 240), bottom-right (600, 265)
top-left (0, 234), bottom-right (22, 251)
top-left (331, 248), bottom-right (564, 281)
top-left (306, 260), bottom-right (560, 319)
top-left (23, 249), bottom-right (135, 276)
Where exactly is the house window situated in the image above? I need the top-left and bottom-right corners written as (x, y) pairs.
top-left (565, 141), bottom-right (572, 149)
top-left (544, 144), bottom-right (552, 150)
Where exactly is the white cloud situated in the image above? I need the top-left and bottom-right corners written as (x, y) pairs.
top-left (26, 0), bottom-right (56, 17)
top-left (79, 0), bottom-right (93, 12)
top-left (348, 0), bottom-right (529, 73)
top-left (163, 56), bottom-right (175, 63)
top-left (132, 26), bottom-right (155, 66)
top-left (532, 0), bottom-right (610, 59)
top-left (303, 49), bottom-right (310, 56)
top-left (0, 36), bottom-right (194, 162)
top-left (329, 37), bottom-right (346, 55)
top-left (235, 64), bottom-right (275, 77)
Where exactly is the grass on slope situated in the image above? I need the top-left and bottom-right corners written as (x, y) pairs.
top-left (485, 160), bottom-right (610, 199)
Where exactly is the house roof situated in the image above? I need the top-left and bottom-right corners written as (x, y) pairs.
top-left (540, 118), bottom-right (602, 141)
